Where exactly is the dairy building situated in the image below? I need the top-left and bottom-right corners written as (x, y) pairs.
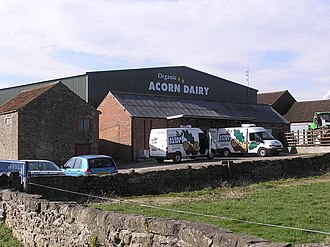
top-left (0, 66), bottom-right (289, 162)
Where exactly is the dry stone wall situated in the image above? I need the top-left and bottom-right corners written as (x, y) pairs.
top-left (25, 154), bottom-right (330, 202)
top-left (1, 155), bottom-right (330, 246)
top-left (0, 190), bottom-right (292, 247)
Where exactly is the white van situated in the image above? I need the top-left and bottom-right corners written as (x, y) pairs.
top-left (149, 127), bottom-right (216, 163)
top-left (209, 124), bottom-right (283, 157)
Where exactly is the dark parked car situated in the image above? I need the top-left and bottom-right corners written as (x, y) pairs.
top-left (20, 160), bottom-right (65, 176)
top-left (62, 155), bottom-right (118, 176)
top-left (0, 159), bottom-right (65, 176)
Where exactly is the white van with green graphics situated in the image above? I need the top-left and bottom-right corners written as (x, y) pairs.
top-left (149, 127), bottom-right (216, 163)
top-left (209, 124), bottom-right (283, 157)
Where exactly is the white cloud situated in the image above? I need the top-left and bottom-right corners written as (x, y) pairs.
top-left (0, 0), bottom-right (330, 100)
top-left (324, 90), bottom-right (330, 99)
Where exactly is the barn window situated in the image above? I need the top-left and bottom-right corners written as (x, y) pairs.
top-left (5, 116), bottom-right (12, 124)
top-left (77, 118), bottom-right (90, 134)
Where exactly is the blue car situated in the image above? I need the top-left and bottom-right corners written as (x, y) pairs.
top-left (62, 155), bottom-right (118, 176)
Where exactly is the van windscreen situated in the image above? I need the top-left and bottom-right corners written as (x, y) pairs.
top-left (257, 131), bottom-right (275, 140)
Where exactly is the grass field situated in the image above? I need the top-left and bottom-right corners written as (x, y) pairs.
top-left (0, 221), bottom-right (21, 247)
top-left (93, 173), bottom-right (330, 245)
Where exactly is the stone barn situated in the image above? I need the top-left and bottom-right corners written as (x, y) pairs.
top-left (0, 82), bottom-right (99, 165)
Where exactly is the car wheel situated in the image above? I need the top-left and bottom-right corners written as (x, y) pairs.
top-left (222, 148), bottom-right (231, 157)
top-left (258, 148), bottom-right (268, 157)
top-left (207, 149), bottom-right (215, 159)
top-left (173, 152), bottom-right (182, 163)
top-left (156, 158), bottom-right (164, 163)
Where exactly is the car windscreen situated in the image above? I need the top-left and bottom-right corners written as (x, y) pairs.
top-left (88, 158), bottom-right (116, 168)
top-left (320, 113), bottom-right (330, 122)
top-left (27, 162), bottom-right (61, 171)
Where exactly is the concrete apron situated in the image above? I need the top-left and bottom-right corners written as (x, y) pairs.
top-left (286, 146), bottom-right (330, 154)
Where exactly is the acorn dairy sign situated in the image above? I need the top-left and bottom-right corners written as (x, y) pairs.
top-left (148, 72), bottom-right (209, 96)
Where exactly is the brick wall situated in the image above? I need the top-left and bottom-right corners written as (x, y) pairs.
top-left (98, 92), bottom-right (132, 161)
top-left (18, 83), bottom-right (99, 165)
top-left (132, 118), bottom-right (167, 161)
top-left (98, 92), bottom-right (176, 162)
top-left (0, 112), bottom-right (19, 160)
top-left (98, 91), bottom-right (289, 162)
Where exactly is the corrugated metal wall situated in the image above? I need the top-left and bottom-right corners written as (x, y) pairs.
top-left (0, 67), bottom-right (257, 108)
top-left (61, 75), bottom-right (88, 102)
top-left (0, 75), bottom-right (87, 105)
top-left (87, 66), bottom-right (258, 108)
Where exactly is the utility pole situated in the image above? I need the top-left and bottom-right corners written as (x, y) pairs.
top-left (246, 67), bottom-right (249, 87)
top-left (246, 67), bottom-right (250, 102)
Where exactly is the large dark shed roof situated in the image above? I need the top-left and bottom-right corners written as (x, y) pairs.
top-left (284, 100), bottom-right (330, 123)
top-left (111, 92), bottom-right (288, 124)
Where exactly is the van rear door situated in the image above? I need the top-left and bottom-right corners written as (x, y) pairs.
top-left (149, 129), bottom-right (167, 157)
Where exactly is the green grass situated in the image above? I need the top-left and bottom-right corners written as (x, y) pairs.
top-left (92, 174), bottom-right (330, 245)
top-left (0, 221), bottom-right (21, 247)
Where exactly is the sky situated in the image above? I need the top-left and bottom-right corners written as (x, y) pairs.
top-left (1, 0), bottom-right (330, 101)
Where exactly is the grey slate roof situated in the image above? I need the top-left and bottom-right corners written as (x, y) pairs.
top-left (0, 82), bottom-right (58, 114)
top-left (111, 92), bottom-right (288, 124)
top-left (258, 91), bottom-right (288, 105)
top-left (257, 90), bottom-right (296, 115)
top-left (284, 99), bottom-right (330, 123)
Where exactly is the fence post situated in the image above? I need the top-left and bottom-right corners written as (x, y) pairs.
top-left (22, 161), bottom-right (30, 193)
top-left (303, 129), bottom-right (305, 145)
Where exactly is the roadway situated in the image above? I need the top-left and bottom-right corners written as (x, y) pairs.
top-left (118, 153), bottom-right (311, 174)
